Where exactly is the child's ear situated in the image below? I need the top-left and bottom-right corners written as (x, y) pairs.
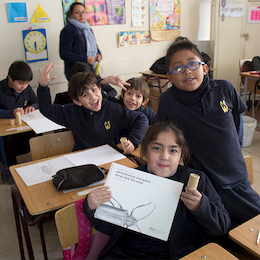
top-left (142, 98), bottom-right (149, 106)
top-left (203, 64), bottom-right (209, 75)
top-left (7, 75), bottom-right (13, 82)
top-left (166, 73), bottom-right (173, 84)
top-left (73, 99), bottom-right (82, 106)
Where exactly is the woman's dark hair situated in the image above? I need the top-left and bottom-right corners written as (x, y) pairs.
top-left (68, 71), bottom-right (99, 101)
top-left (8, 61), bottom-right (33, 82)
top-left (66, 2), bottom-right (85, 22)
top-left (165, 36), bottom-right (203, 72)
top-left (140, 121), bottom-right (190, 166)
top-left (122, 77), bottom-right (150, 101)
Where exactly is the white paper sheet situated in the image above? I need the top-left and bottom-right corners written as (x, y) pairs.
top-left (15, 156), bottom-right (74, 186)
top-left (95, 162), bottom-right (183, 241)
top-left (21, 109), bottom-right (65, 134)
top-left (64, 144), bottom-right (126, 166)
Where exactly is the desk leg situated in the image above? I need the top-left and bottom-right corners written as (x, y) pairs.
top-left (11, 185), bottom-right (35, 260)
top-left (0, 137), bottom-right (8, 167)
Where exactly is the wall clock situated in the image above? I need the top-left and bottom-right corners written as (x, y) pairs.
top-left (22, 28), bottom-right (48, 63)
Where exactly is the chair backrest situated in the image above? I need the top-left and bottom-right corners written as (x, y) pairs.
top-left (29, 131), bottom-right (75, 160)
top-left (240, 59), bottom-right (252, 84)
top-left (244, 155), bottom-right (254, 185)
top-left (55, 200), bottom-right (110, 260)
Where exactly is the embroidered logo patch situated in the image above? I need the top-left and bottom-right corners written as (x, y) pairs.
top-left (104, 121), bottom-right (111, 130)
top-left (220, 100), bottom-right (228, 113)
top-left (24, 100), bottom-right (28, 107)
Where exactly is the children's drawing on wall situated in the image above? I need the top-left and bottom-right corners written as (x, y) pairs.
top-left (129, 31), bottom-right (140, 46)
top-left (95, 197), bottom-right (156, 233)
top-left (7, 2), bottom-right (28, 23)
top-left (118, 31), bottom-right (129, 47)
top-left (140, 30), bottom-right (151, 45)
top-left (106, 0), bottom-right (126, 24)
top-left (150, 0), bottom-right (180, 41)
top-left (85, 0), bottom-right (108, 25)
top-left (132, 0), bottom-right (146, 27)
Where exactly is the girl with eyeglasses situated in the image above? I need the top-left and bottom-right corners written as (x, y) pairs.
top-left (60, 2), bottom-right (102, 80)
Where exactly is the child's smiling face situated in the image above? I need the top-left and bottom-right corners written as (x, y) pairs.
top-left (166, 49), bottom-right (208, 92)
top-left (73, 84), bottom-right (102, 112)
top-left (146, 131), bottom-right (182, 178)
top-left (122, 89), bottom-right (146, 111)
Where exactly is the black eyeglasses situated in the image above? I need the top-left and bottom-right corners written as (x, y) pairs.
top-left (168, 61), bottom-right (205, 75)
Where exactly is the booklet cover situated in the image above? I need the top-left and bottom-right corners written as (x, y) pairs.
top-left (94, 162), bottom-right (183, 241)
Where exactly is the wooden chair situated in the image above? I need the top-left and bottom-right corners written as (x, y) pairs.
top-left (244, 155), bottom-right (254, 185)
top-left (55, 200), bottom-right (110, 260)
top-left (29, 130), bottom-right (75, 160)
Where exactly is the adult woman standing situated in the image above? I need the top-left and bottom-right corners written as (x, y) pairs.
top-left (60, 2), bottom-right (102, 80)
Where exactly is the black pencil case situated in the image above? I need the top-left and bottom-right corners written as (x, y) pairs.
top-left (52, 164), bottom-right (107, 191)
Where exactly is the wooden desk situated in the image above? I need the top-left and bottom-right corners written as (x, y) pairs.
top-left (229, 214), bottom-right (260, 258)
top-left (0, 118), bottom-right (31, 137)
top-left (240, 71), bottom-right (260, 104)
top-left (180, 243), bottom-right (238, 259)
top-left (10, 152), bottom-right (137, 215)
top-left (0, 118), bottom-right (32, 168)
top-left (140, 70), bottom-right (168, 79)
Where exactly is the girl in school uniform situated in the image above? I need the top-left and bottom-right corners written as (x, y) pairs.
top-left (83, 121), bottom-right (231, 259)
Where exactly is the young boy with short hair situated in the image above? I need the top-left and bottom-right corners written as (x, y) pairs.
top-left (0, 61), bottom-right (38, 182)
top-left (119, 77), bottom-right (156, 125)
top-left (37, 63), bottom-right (148, 154)
top-left (156, 36), bottom-right (260, 229)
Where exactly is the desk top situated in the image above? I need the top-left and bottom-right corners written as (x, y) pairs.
top-left (139, 70), bottom-right (168, 79)
top-left (180, 243), bottom-right (238, 259)
top-left (10, 151), bottom-right (137, 216)
top-left (229, 214), bottom-right (260, 258)
top-left (0, 118), bottom-right (31, 137)
top-left (240, 71), bottom-right (260, 79)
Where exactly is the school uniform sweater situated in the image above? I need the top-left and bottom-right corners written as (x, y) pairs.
top-left (59, 23), bottom-right (102, 80)
top-left (37, 85), bottom-right (148, 151)
top-left (83, 165), bottom-right (231, 259)
top-left (0, 77), bottom-right (38, 118)
top-left (156, 75), bottom-right (247, 188)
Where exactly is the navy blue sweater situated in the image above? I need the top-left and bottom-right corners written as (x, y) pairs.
top-left (84, 165), bottom-right (230, 259)
top-left (37, 85), bottom-right (148, 151)
top-left (0, 78), bottom-right (38, 118)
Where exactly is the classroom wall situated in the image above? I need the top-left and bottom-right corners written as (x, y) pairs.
top-left (0, 0), bottom-right (211, 99)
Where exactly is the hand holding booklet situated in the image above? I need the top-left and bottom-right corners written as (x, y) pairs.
top-left (94, 162), bottom-right (183, 241)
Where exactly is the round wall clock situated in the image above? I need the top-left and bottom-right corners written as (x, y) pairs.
top-left (24, 30), bottom-right (46, 53)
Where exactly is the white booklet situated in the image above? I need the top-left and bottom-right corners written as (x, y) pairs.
top-left (94, 162), bottom-right (183, 241)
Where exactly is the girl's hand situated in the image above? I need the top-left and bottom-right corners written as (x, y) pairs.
top-left (13, 107), bottom-right (24, 117)
top-left (121, 140), bottom-right (135, 155)
top-left (24, 106), bottom-right (35, 114)
top-left (181, 187), bottom-right (202, 212)
top-left (39, 63), bottom-right (56, 87)
top-left (87, 186), bottom-right (112, 211)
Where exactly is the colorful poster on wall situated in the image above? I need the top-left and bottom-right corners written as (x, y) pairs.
top-left (85, 0), bottom-right (108, 25)
top-left (132, 0), bottom-right (146, 27)
top-left (118, 31), bottom-right (129, 47)
top-left (31, 4), bottom-right (51, 23)
top-left (129, 31), bottom-right (140, 46)
top-left (150, 0), bottom-right (180, 41)
top-left (248, 6), bottom-right (260, 23)
top-left (106, 0), bottom-right (126, 24)
top-left (140, 30), bottom-right (151, 45)
top-left (62, 0), bottom-right (85, 24)
top-left (7, 2), bottom-right (27, 23)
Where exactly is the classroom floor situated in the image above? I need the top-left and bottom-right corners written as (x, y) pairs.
top-left (1, 109), bottom-right (260, 259)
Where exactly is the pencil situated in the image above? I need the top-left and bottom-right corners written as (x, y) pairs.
top-left (257, 230), bottom-right (260, 245)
